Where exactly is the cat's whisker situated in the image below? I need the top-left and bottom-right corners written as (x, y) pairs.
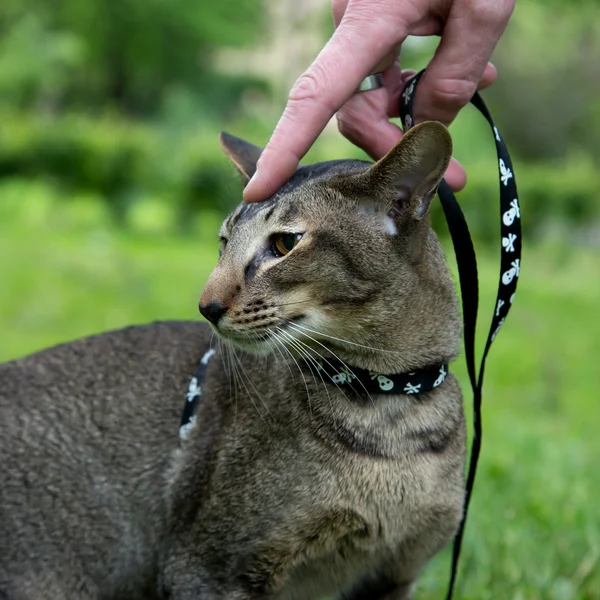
top-left (213, 332), bottom-right (229, 402)
top-left (222, 339), bottom-right (240, 420)
top-left (277, 332), bottom-right (323, 421)
top-left (279, 330), bottom-right (354, 407)
top-left (230, 345), bottom-right (271, 420)
top-left (264, 332), bottom-right (296, 382)
top-left (276, 328), bottom-right (320, 382)
top-left (251, 332), bottom-right (282, 377)
top-left (275, 327), bottom-right (337, 424)
top-left (287, 324), bottom-right (375, 407)
top-left (289, 322), bottom-right (403, 356)
top-left (228, 344), bottom-right (240, 420)
top-left (271, 328), bottom-right (314, 417)
top-left (225, 342), bottom-right (263, 422)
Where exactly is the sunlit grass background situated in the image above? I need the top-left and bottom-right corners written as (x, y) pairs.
top-left (1, 0), bottom-right (600, 598)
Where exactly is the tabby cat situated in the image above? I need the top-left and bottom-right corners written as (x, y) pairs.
top-left (0, 121), bottom-right (465, 600)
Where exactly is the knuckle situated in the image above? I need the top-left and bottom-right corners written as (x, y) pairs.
top-left (470, 0), bottom-right (514, 25)
top-left (331, 0), bottom-right (349, 24)
top-left (428, 78), bottom-right (477, 112)
top-left (337, 8), bottom-right (364, 30)
top-left (336, 108), bottom-right (364, 141)
top-left (341, 9), bottom-right (395, 42)
top-left (288, 72), bottom-right (323, 105)
top-left (288, 69), bottom-right (337, 117)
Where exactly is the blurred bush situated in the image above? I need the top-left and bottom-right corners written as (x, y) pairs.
top-left (0, 0), bottom-right (267, 117)
top-left (0, 109), bottom-right (242, 229)
top-left (0, 0), bottom-right (599, 244)
top-left (2, 106), bottom-right (599, 241)
top-left (2, 105), bottom-right (600, 241)
top-left (432, 156), bottom-right (600, 244)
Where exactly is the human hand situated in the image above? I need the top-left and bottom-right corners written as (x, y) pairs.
top-left (243, 0), bottom-right (514, 202)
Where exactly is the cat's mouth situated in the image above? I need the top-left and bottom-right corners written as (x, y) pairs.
top-left (210, 305), bottom-right (309, 353)
top-left (212, 326), bottom-right (273, 355)
top-left (208, 302), bottom-right (324, 358)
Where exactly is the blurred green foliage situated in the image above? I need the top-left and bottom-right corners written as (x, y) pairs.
top-left (0, 0), bottom-right (267, 116)
top-left (0, 109), bottom-right (238, 226)
top-left (0, 0), bottom-right (599, 243)
top-left (0, 0), bottom-right (273, 230)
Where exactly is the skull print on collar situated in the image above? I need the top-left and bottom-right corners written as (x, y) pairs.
top-left (308, 357), bottom-right (449, 397)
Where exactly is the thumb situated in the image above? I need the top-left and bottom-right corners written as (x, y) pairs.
top-left (413, 1), bottom-right (512, 125)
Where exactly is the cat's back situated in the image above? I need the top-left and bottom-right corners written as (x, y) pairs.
top-left (0, 320), bottom-right (213, 600)
top-left (0, 319), bottom-right (210, 417)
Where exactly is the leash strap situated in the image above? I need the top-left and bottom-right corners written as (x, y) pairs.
top-left (400, 71), bottom-right (522, 599)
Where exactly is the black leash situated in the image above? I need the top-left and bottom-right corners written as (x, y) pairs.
top-left (400, 71), bottom-right (522, 599)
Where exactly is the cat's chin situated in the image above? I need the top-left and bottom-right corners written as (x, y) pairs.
top-left (214, 331), bottom-right (273, 357)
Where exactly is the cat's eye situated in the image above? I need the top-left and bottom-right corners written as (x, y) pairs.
top-left (271, 232), bottom-right (303, 257)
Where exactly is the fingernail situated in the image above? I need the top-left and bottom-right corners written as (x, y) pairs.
top-left (243, 170), bottom-right (259, 202)
top-left (248, 167), bottom-right (261, 188)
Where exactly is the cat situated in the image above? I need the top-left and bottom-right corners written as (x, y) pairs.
top-left (0, 121), bottom-right (465, 600)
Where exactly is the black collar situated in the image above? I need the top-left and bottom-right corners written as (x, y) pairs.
top-left (179, 349), bottom-right (448, 440)
top-left (308, 357), bottom-right (448, 396)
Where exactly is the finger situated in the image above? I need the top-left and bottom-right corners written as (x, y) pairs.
top-left (445, 159), bottom-right (467, 191)
top-left (341, 57), bottom-right (486, 188)
top-left (388, 63), bottom-right (493, 119)
top-left (243, 13), bottom-right (406, 203)
top-left (334, 3), bottom-right (399, 77)
top-left (331, 0), bottom-right (349, 27)
top-left (336, 67), bottom-right (467, 191)
top-left (444, 61), bottom-right (494, 191)
top-left (478, 62), bottom-right (497, 90)
top-left (413, 0), bottom-right (514, 126)
top-left (337, 63), bottom-right (406, 159)
top-left (389, 62), bottom-right (494, 119)
top-left (338, 102), bottom-right (405, 161)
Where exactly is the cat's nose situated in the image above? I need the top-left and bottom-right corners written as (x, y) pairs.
top-left (199, 301), bottom-right (228, 326)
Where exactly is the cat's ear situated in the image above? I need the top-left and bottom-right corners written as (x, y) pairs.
top-left (219, 132), bottom-right (263, 183)
top-left (366, 121), bottom-right (452, 220)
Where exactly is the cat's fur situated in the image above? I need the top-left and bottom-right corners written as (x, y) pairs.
top-left (0, 122), bottom-right (465, 600)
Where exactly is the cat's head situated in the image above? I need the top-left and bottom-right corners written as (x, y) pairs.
top-left (200, 122), bottom-right (461, 372)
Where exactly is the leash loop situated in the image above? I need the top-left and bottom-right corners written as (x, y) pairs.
top-left (400, 70), bottom-right (522, 600)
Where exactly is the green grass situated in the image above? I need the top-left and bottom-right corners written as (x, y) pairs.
top-left (1, 195), bottom-right (599, 599)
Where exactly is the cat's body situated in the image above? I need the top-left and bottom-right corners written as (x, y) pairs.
top-left (0, 122), bottom-right (466, 599)
top-left (0, 322), bottom-right (203, 600)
